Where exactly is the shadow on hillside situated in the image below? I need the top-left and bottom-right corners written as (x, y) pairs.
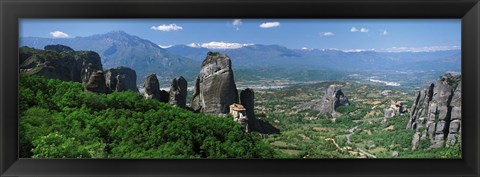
top-left (255, 119), bottom-right (280, 134)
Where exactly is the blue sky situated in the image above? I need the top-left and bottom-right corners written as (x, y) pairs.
top-left (19, 19), bottom-right (461, 52)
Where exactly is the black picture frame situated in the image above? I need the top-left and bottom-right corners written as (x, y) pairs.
top-left (1, 0), bottom-right (479, 176)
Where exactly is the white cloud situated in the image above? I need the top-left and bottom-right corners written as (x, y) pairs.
top-left (232, 19), bottom-right (242, 26)
top-left (188, 41), bottom-right (254, 49)
top-left (350, 27), bottom-right (368, 33)
top-left (187, 43), bottom-right (202, 48)
top-left (322, 32), bottom-right (335, 36)
top-left (343, 48), bottom-right (375, 52)
top-left (382, 30), bottom-right (388, 35)
top-left (301, 47), bottom-right (309, 50)
top-left (260, 22), bottom-right (280, 28)
top-left (232, 19), bottom-right (242, 31)
top-left (360, 28), bottom-right (369, 32)
top-left (151, 24), bottom-right (183, 31)
top-left (158, 44), bottom-right (173, 48)
top-left (49, 31), bottom-right (70, 38)
top-left (382, 46), bottom-right (460, 52)
top-left (350, 27), bottom-right (358, 32)
top-left (324, 48), bottom-right (340, 51)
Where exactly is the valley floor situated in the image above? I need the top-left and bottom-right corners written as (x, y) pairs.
top-left (250, 81), bottom-right (461, 158)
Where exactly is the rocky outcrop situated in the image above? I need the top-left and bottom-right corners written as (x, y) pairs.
top-left (84, 70), bottom-right (109, 94)
top-left (105, 66), bottom-right (138, 92)
top-left (191, 52), bottom-right (239, 116)
top-left (143, 73), bottom-right (161, 99)
top-left (169, 76), bottom-right (188, 108)
top-left (240, 88), bottom-right (261, 131)
top-left (407, 73), bottom-right (461, 149)
top-left (447, 81), bottom-right (461, 147)
top-left (44, 44), bottom-right (75, 53)
top-left (20, 50), bottom-right (77, 81)
top-left (77, 51), bottom-right (103, 84)
top-left (159, 90), bottom-right (170, 103)
top-left (294, 85), bottom-right (349, 118)
top-left (321, 85), bottom-right (350, 115)
top-left (384, 102), bottom-right (406, 118)
top-left (19, 45), bottom-right (103, 84)
top-left (142, 73), bottom-right (170, 103)
top-left (19, 46), bottom-right (38, 64)
top-left (384, 108), bottom-right (396, 118)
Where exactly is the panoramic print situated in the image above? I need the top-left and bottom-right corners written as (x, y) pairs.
top-left (19, 19), bottom-right (461, 158)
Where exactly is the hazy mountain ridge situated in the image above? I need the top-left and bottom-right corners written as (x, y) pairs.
top-left (21, 31), bottom-right (199, 84)
top-left (168, 44), bottom-right (460, 71)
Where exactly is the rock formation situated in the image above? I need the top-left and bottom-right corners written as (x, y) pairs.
top-left (384, 108), bottom-right (396, 118)
top-left (19, 45), bottom-right (103, 84)
top-left (240, 88), bottom-right (261, 132)
top-left (447, 80), bottom-right (461, 147)
top-left (84, 70), bottom-right (109, 94)
top-left (44, 44), bottom-right (75, 53)
top-left (407, 73), bottom-right (461, 149)
top-left (384, 101), bottom-right (406, 118)
top-left (143, 73), bottom-right (161, 99)
top-left (142, 73), bottom-right (170, 103)
top-left (19, 46), bottom-right (38, 64)
top-left (76, 51), bottom-right (103, 84)
top-left (159, 90), bottom-right (170, 103)
top-left (169, 76), bottom-right (188, 108)
top-left (294, 85), bottom-right (349, 118)
top-left (191, 52), bottom-right (239, 116)
top-left (321, 85), bottom-right (350, 115)
top-left (105, 66), bottom-right (138, 92)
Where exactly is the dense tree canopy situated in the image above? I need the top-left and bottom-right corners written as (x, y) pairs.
top-left (19, 74), bottom-right (275, 158)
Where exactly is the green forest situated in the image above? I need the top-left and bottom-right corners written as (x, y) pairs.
top-left (19, 74), bottom-right (276, 158)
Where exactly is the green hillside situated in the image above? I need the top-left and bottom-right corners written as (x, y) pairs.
top-left (19, 74), bottom-right (275, 158)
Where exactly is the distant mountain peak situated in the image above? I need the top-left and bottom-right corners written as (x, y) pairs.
top-left (87, 30), bottom-right (143, 42)
top-left (107, 30), bottom-right (128, 34)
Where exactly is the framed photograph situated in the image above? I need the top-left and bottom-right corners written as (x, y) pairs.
top-left (1, 0), bottom-right (479, 176)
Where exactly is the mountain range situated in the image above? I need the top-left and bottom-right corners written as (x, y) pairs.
top-left (167, 44), bottom-right (460, 71)
top-left (21, 31), bottom-right (199, 84)
top-left (20, 31), bottom-right (461, 84)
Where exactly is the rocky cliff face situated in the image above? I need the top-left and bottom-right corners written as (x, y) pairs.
top-left (19, 46), bottom-right (38, 64)
top-left (384, 102), bottom-right (406, 119)
top-left (77, 51), bottom-right (103, 84)
top-left (143, 73), bottom-right (162, 100)
top-left (320, 85), bottom-right (350, 115)
top-left (105, 66), bottom-right (138, 92)
top-left (191, 52), bottom-right (239, 116)
top-left (407, 73), bottom-right (461, 149)
top-left (294, 85), bottom-right (349, 118)
top-left (44, 44), bottom-right (75, 53)
top-left (169, 76), bottom-right (188, 108)
top-left (240, 88), bottom-right (261, 131)
top-left (20, 45), bottom-right (103, 84)
top-left (84, 70), bottom-right (109, 94)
